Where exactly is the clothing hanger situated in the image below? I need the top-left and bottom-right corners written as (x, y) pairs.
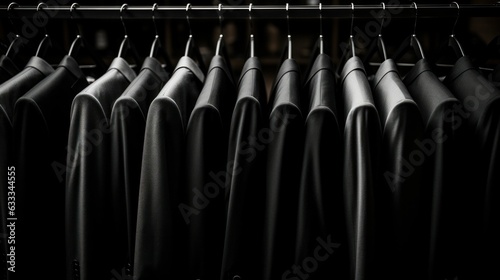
top-left (392, 2), bottom-right (425, 62)
top-left (336, 3), bottom-right (357, 74)
top-left (215, 3), bottom-right (225, 56)
top-left (363, 2), bottom-right (388, 65)
top-left (184, 3), bottom-right (207, 73)
top-left (35, 2), bottom-right (57, 59)
top-left (431, 2), bottom-right (465, 67)
top-left (303, 3), bottom-right (326, 81)
top-left (149, 3), bottom-right (173, 72)
top-left (248, 3), bottom-right (255, 58)
top-left (117, 4), bottom-right (142, 69)
top-left (67, 3), bottom-right (81, 57)
top-left (286, 3), bottom-right (293, 59)
top-left (309, 3), bottom-right (325, 62)
top-left (346, 3), bottom-right (356, 59)
top-left (214, 4), bottom-right (233, 74)
top-left (279, 3), bottom-right (293, 64)
top-left (447, 2), bottom-right (465, 58)
top-left (5, 2), bottom-right (25, 60)
top-left (319, 3), bottom-right (324, 55)
top-left (67, 3), bottom-right (106, 76)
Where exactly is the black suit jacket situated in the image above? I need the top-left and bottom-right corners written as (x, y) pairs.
top-left (134, 56), bottom-right (204, 280)
top-left (444, 56), bottom-right (500, 280)
top-left (294, 54), bottom-right (348, 280)
top-left (110, 57), bottom-right (170, 270)
top-left (371, 59), bottom-right (426, 280)
top-left (66, 57), bottom-right (136, 280)
top-left (404, 58), bottom-right (460, 280)
top-left (221, 57), bottom-right (267, 280)
top-left (0, 56), bottom-right (53, 280)
top-left (340, 56), bottom-right (382, 280)
top-left (263, 58), bottom-right (304, 280)
top-left (0, 55), bottom-right (19, 84)
top-left (13, 55), bottom-right (88, 280)
top-left (184, 55), bottom-right (236, 280)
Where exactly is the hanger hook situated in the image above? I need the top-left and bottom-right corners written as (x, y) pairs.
top-left (319, 3), bottom-right (324, 54)
top-left (350, 3), bottom-right (355, 37)
top-left (120, 3), bottom-right (128, 37)
top-left (218, 3), bottom-right (224, 37)
top-left (319, 3), bottom-right (323, 37)
top-left (37, 2), bottom-right (49, 36)
top-left (249, 3), bottom-right (254, 36)
top-left (286, 3), bottom-right (292, 59)
top-left (37, 2), bottom-right (47, 12)
top-left (186, 3), bottom-right (192, 36)
top-left (70, 2), bottom-right (78, 20)
top-left (249, 3), bottom-right (255, 57)
top-left (411, 2), bottom-right (418, 35)
top-left (380, 2), bottom-right (385, 36)
top-left (70, 3), bottom-right (81, 37)
top-left (7, 2), bottom-right (19, 15)
top-left (152, 3), bottom-right (159, 37)
top-left (7, 2), bottom-right (18, 12)
top-left (286, 3), bottom-right (290, 37)
top-left (7, 2), bottom-right (19, 33)
top-left (451, 2), bottom-right (460, 36)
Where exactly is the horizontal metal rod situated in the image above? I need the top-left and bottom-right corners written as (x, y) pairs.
top-left (0, 4), bottom-right (499, 20)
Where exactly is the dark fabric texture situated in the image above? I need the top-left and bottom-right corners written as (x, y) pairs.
top-left (13, 55), bottom-right (88, 280)
top-left (0, 55), bottom-right (19, 84)
top-left (0, 56), bottom-right (53, 280)
top-left (444, 56), bottom-right (500, 280)
top-left (340, 56), bottom-right (382, 280)
top-left (293, 54), bottom-right (348, 280)
top-left (184, 55), bottom-right (236, 280)
top-left (262, 58), bottom-right (304, 280)
top-left (371, 59), bottom-right (426, 280)
top-left (66, 57), bottom-right (136, 280)
top-left (403, 58), bottom-right (460, 280)
top-left (110, 57), bottom-right (170, 270)
top-left (221, 57), bottom-right (267, 280)
top-left (133, 56), bottom-right (204, 280)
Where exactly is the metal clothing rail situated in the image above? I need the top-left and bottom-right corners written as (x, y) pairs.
top-left (0, 4), bottom-right (500, 20)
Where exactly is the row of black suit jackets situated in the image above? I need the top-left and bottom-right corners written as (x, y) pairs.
top-left (0, 50), bottom-right (499, 280)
